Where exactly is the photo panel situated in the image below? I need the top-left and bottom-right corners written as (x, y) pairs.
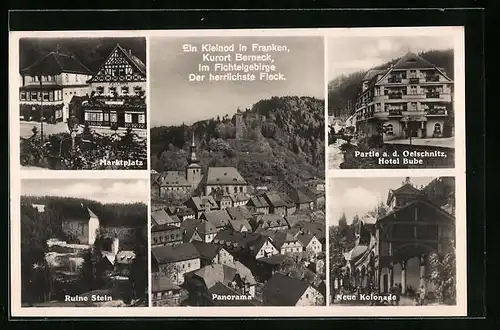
top-left (149, 36), bottom-right (327, 307)
top-left (18, 37), bottom-right (147, 170)
top-left (327, 176), bottom-right (461, 311)
top-left (327, 31), bottom-right (461, 170)
top-left (19, 178), bottom-right (149, 307)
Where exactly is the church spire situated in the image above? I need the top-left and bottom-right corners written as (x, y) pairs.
top-left (188, 132), bottom-right (199, 164)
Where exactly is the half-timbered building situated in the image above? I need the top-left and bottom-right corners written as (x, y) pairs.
top-left (78, 44), bottom-right (147, 130)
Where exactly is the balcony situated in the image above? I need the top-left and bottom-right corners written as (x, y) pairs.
top-left (425, 92), bottom-right (441, 98)
top-left (388, 93), bottom-right (403, 99)
top-left (388, 77), bottom-right (403, 84)
top-left (425, 76), bottom-right (440, 82)
top-left (388, 110), bottom-right (402, 116)
top-left (409, 77), bottom-right (420, 84)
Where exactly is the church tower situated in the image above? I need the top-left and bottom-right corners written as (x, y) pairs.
top-left (186, 132), bottom-right (202, 186)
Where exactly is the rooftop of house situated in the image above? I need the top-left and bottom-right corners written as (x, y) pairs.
top-left (255, 214), bottom-right (289, 230)
top-left (248, 195), bottom-right (270, 209)
top-left (201, 210), bottom-right (231, 228)
top-left (151, 275), bottom-right (181, 293)
top-left (187, 196), bottom-right (218, 211)
top-left (228, 218), bottom-right (252, 232)
top-left (156, 171), bottom-right (190, 187)
top-left (152, 243), bottom-right (200, 264)
top-left (262, 273), bottom-right (311, 306)
top-left (21, 50), bottom-right (92, 76)
top-left (205, 167), bottom-right (247, 185)
top-left (191, 241), bottom-right (223, 261)
top-left (186, 264), bottom-right (238, 289)
top-left (151, 209), bottom-right (181, 227)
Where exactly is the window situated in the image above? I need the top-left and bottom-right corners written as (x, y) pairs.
top-left (409, 85), bottom-right (417, 94)
top-left (109, 87), bottom-right (117, 95)
top-left (434, 123), bottom-right (442, 133)
top-left (138, 114), bottom-right (145, 124)
top-left (103, 113), bottom-right (109, 122)
top-left (121, 86), bottom-right (129, 94)
top-left (125, 113), bottom-right (132, 123)
top-left (182, 264), bottom-right (185, 269)
top-left (234, 187), bottom-right (238, 193)
top-left (65, 74), bottom-right (69, 82)
top-left (43, 93), bottom-right (49, 101)
top-left (20, 92), bottom-right (26, 101)
top-left (188, 262), bottom-right (191, 268)
top-left (49, 92), bottom-right (54, 101)
top-left (31, 92), bottom-right (38, 100)
top-left (385, 124), bottom-right (394, 136)
top-left (110, 112), bottom-right (117, 122)
top-left (239, 187), bottom-right (243, 193)
top-left (96, 86), bottom-right (104, 95)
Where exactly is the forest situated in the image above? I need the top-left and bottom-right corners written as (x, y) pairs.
top-left (19, 37), bottom-right (146, 73)
top-left (328, 49), bottom-right (455, 118)
top-left (150, 96), bottom-right (325, 186)
top-left (20, 197), bottom-right (148, 306)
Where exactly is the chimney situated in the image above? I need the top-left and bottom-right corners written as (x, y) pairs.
top-left (111, 238), bottom-right (119, 256)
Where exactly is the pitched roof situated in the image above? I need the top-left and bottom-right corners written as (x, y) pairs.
top-left (255, 214), bottom-right (289, 230)
top-left (151, 209), bottom-right (180, 227)
top-left (271, 231), bottom-right (301, 249)
top-left (151, 275), bottom-right (181, 293)
top-left (248, 195), bottom-right (270, 209)
top-left (228, 218), bottom-right (252, 232)
top-left (192, 241), bottom-right (222, 261)
top-left (151, 224), bottom-right (182, 233)
top-left (387, 182), bottom-right (423, 205)
top-left (392, 52), bottom-right (437, 70)
top-left (201, 210), bottom-right (231, 228)
top-left (87, 44), bottom-right (146, 83)
top-left (213, 229), bottom-right (262, 250)
top-left (262, 192), bottom-right (294, 208)
top-left (344, 245), bottom-right (368, 262)
top-left (21, 51), bottom-right (92, 76)
top-left (226, 206), bottom-right (250, 221)
top-left (187, 196), bottom-right (218, 212)
top-left (188, 264), bottom-right (238, 289)
top-left (156, 171), bottom-right (190, 187)
top-left (263, 273), bottom-right (310, 306)
top-left (206, 167), bottom-right (246, 185)
top-left (61, 203), bottom-right (97, 223)
top-left (294, 232), bottom-right (316, 247)
top-left (151, 243), bottom-right (200, 264)
top-left (290, 221), bottom-right (326, 241)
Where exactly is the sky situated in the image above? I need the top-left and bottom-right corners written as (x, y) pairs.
top-left (149, 36), bottom-right (324, 126)
top-left (327, 176), bottom-right (439, 226)
top-left (327, 35), bottom-right (454, 80)
top-left (21, 179), bottom-right (148, 204)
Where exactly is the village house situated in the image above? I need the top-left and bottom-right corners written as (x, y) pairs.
top-left (226, 206), bottom-right (252, 221)
top-left (230, 193), bottom-right (250, 207)
top-left (253, 214), bottom-right (290, 233)
top-left (290, 221), bottom-right (327, 248)
top-left (154, 171), bottom-right (192, 195)
top-left (151, 208), bottom-right (182, 227)
top-left (262, 273), bottom-right (324, 306)
top-left (212, 229), bottom-right (280, 260)
top-left (19, 48), bottom-right (92, 123)
top-left (165, 206), bottom-right (195, 222)
top-left (151, 243), bottom-right (201, 285)
top-left (261, 192), bottom-right (296, 216)
top-left (246, 195), bottom-right (271, 215)
top-left (78, 44), bottom-right (147, 130)
top-left (61, 203), bottom-right (100, 246)
top-left (353, 52), bottom-right (453, 141)
top-left (269, 231), bottom-right (304, 255)
top-left (183, 262), bottom-right (257, 306)
top-left (185, 196), bottom-right (219, 219)
top-left (209, 188), bottom-right (233, 210)
top-left (200, 210), bottom-right (231, 230)
top-left (295, 232), bottom-right (323, 255)
top-left (270, 181), bottom-right (314, 210)
top-left (151, 275), bottom-right (185, 306)
top-left (151, 224), bottom-right (183, 247)
top-left (180, 218), bottom-right (218, 243)
top-left (192, 241), bottom-right (234, 267)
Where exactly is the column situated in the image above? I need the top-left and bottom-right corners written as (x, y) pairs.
top-left (418, 121), bottom-right (424, 138)
top-left (419, 255), bottom-right (427, 291)
top-left (388, 263), bottom-right (394, 290)
top-left (401, 261), bottom-right (407, 295)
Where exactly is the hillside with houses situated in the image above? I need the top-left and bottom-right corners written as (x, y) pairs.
top-left (150, 98), bottom-right (327, 306)
top-left (150, 96), bottom-right (325, 187)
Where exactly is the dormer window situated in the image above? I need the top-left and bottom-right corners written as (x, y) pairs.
top-left (96, 86), bottom-right (104, 95)
top-left (122, 86), bottom-right (129, 95)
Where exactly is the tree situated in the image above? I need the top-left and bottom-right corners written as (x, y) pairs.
top-left (78, 243), bottom-right (105, 293)
top-left (128, 227), bottom-right (148, 302)
top-left (428, 243), bottom-right (456, 305)
top-left (338, 213), bottom-right (348, 230)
